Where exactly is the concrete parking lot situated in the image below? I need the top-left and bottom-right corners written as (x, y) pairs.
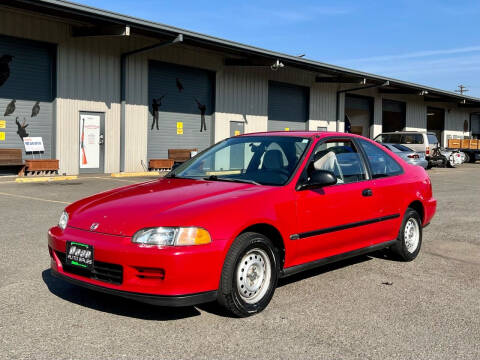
top-left (0, 167), bottom-right (479, 360)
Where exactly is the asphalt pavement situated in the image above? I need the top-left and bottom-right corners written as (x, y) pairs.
top-left (0, 167), bottom-right (479, 360)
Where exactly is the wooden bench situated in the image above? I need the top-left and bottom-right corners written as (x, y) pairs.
top-left (168, 148), bottom-right (198, 163)
top-left (148, 148), bottom-right (198, 171)
top-left (0, 148), bottom-right (23, 166)
top-left (148, 159), bottom-right (174, 171)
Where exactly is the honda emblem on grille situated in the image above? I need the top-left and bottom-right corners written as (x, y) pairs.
top-left (90, 223), bottom-right (99, 231)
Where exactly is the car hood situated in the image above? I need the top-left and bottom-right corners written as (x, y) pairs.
top-left (66, 178), bottom-right (263, 236)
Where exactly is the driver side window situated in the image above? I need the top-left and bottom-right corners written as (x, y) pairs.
top-left (311, 140), bottom-right (368, 184)
top-left (357, 139), bottom-right (403, 178)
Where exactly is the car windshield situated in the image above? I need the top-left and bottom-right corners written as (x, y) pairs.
top-left (167, 136), bottom-right (311, 185)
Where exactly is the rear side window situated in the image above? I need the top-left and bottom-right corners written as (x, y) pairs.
top-left (358, 139), bottom-right (403, 178)
top-left (376, 133), bottom-right (402, 143)
top-left (402, 134), bottom-right (423, 144)
top-left (427, 134), bottom-right (439, 144)
top-left (312, 140), bottom-right (367, 184)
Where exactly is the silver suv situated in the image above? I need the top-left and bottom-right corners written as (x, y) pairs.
top-left (374, 131), bottom-right (439, 160)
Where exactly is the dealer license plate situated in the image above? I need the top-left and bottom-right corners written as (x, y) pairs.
top-left (66, 241), bottom-right (94, 270)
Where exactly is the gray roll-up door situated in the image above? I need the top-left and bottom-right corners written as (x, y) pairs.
top-left (147, 61), bottom-right (215, 160)
top-left (0, 35), bottom-right (55, 159)
top-left (268, 81), bottom-right (309, 131)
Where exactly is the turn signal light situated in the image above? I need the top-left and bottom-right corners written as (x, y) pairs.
top-left (176, 228), bottom-right (211, 245)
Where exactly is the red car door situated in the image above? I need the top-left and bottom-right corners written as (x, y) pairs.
top-left (292, 138), bottom-right (381, 267)
top-left (356, 138), bottom-right (406, 244)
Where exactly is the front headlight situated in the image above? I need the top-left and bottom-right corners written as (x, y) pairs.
top-left (58, 211), bottom-right (69, 230)
top-left (132, 227), bottom-right (211, 246)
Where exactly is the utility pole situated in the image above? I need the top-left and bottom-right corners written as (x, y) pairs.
top-left (455, 84), bottom-right (469, 95)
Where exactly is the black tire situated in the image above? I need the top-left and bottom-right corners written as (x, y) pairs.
top-left (468, 153), bottom-right (476, 163)
top-left (217, 232), bottom-right (279, 317)
top-left (390, 208), bottom-right (423, 261)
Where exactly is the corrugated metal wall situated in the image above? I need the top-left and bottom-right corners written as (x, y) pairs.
top-left (147, 61), bottom-right (215, 159)
top-left (0, 35), bottom-right (55, 158)
top-left (123, 43), bottom-right (223, 171)
top-left (0, 8), bottom-right (66, 165)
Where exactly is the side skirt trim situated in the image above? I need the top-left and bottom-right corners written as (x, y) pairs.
top-left (280, 239), bottom-right (397, 278)
top-left (290, 214), bottom-right (400, 240)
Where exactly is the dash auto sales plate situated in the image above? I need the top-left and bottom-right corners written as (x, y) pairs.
top-left (66, 241), bottom-right (94, 270)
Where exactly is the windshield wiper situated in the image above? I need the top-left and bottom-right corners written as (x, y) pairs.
top-left (203, 175), bottom-right (260, 185)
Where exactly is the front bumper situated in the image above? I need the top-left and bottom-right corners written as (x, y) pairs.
top-left (48, 226), bottom-right (227, 303)
top-left (51, 269), bottom-right (217, 306)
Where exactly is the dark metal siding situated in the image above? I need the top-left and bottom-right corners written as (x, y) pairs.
top-left (147, 61), bottom-right (215, 159)
top-left (268, 81), bottom-right (309, 131)
top-left (0, 35), bottom-right (55, 158)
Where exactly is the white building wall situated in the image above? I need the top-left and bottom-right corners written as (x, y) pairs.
top-left (2, 5), bottom-right (479, 174)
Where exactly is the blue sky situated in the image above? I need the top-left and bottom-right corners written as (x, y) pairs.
top-left (76, 0), bottom-right (480, 97)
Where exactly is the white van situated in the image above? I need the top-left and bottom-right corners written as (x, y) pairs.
top-left (374, 131), bottom-right (440, 163)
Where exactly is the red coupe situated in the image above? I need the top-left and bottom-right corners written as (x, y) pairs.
top-left (48, 132), bottom-right (436, 316)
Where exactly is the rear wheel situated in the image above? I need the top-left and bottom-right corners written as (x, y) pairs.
top-left (390, 208), bottom-right (422, 261)
top-left (217, 232), bottom-right (279, 317)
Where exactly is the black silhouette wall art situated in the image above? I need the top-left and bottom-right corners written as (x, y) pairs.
top-left (31, 101), bottom-right (40, 117)
top-left (175, 78), bottom-right (184, 92)
top-left (195, 98), bottom-right (207, 132)
top-left (151, 95), bottom-right (165, 130)
top-left (0, 54), bottom-right (13, 87)
top-left (15, 117), bottom-right (29, 139)
top-left (4, 99), bottom-right (16, 116)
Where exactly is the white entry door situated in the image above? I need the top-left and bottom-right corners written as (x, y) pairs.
top-left (79, 112), bottom-right (105, 173)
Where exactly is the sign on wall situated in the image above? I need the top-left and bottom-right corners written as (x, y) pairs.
top-left (23, 137), bottom-right (44, 152)
top-left (0, 132), bottom-right (4, 141)
top-left (79, 114), bottom-right (100, 169)
top-left (0, 120), bottom-right (5, 129)
top-left (177, 122), bottom-right (183, 135)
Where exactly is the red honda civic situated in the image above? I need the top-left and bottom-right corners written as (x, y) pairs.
top-left (48, 132), bottom-right (436, 316)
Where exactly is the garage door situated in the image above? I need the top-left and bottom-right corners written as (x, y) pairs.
top-left (382, 99), bottom-right (406, 133)
top-left (268, 81), bottom-right (309, 131)
top-left (147, 61), bottom-right (215, 159)
top-left (345, 95), bottom-right (373, 137)
top-left (0, 35), bottom-right (55, 158)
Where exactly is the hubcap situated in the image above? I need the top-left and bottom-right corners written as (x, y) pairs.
top-left (236, 248), bottom-right (272, 304)
top-left (404, 218), bottom-right (420, 253)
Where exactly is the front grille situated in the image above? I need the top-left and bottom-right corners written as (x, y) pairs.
top-left (55, 251), bottom-right (123, 285)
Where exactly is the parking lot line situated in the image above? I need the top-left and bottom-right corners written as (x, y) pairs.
top-left (0, 191), bottom-right (69, 205)
top-left (87, 176), bottom-right (143, 183)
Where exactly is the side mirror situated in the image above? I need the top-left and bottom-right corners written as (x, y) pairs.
top-left (298, 170), bottom-right (337, 190)
top-left (171, 162), bottom-right (180, 171)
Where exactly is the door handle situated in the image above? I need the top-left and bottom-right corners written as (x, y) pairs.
top-left (99, 134), bottom-right (105, 146)
top-left (362, 188), bottom-right (373, 197)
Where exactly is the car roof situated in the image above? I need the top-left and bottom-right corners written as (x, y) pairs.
top-left (376, 131), bottom-right (436, 135)
top-left (237, 131), bottom-right (365, 139)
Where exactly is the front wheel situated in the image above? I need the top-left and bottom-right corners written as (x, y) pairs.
top-left (217, 232), bottom-right (279, 317)
top-left (390, 208), bottom-right (423, 261)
